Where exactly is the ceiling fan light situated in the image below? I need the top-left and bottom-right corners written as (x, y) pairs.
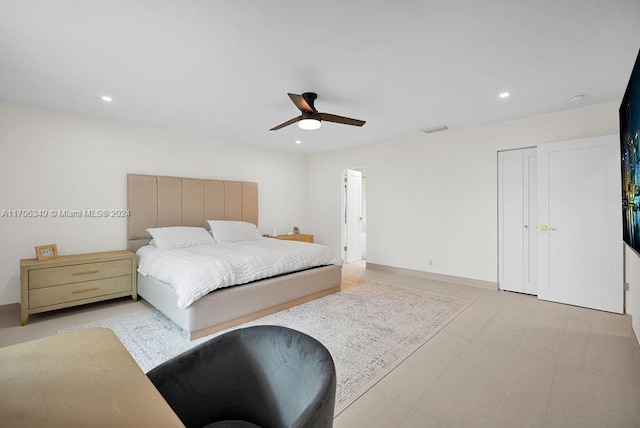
top-left (298, 119), bottom-right (321, 130)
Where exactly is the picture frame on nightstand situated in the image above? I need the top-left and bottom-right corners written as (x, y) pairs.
top-left (35, 244), bottom-right (58, 261)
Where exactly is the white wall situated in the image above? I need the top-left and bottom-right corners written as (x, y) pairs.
top-left (0, 101), bottom-right (309, 305)
top-left (307, 102), bottom-right (620, 284)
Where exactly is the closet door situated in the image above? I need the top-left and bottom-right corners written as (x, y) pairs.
top-left (523, 148), bottom-right (537, 295)
top-left (537, 135), bottom-right (622, 313)
top-left (498, 150), bottom-right (525, 292)
top-left (498, 148), bottom-right (537, 294)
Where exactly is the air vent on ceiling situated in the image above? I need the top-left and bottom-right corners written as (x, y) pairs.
top-left (421, 125), bottom-right (449, 134)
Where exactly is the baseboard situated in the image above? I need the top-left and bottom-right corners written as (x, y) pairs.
top-left (365, 263), bottom-right (498, 291)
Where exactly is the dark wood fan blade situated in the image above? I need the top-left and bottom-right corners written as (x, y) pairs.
top-left (269, 115), bottom-right (301, 131)
top-left (288, 93), bottom-right (317, 113)
top-left (318, 113), bottom-right (366, 127)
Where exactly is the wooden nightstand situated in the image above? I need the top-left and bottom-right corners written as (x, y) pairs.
top-left (20, 250), bottom-right (137, 325)
top-left (271, 234), bottom-right (314, 243)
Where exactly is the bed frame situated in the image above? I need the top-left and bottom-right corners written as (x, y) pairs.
top-left (127, 174), bottom-right (342, 340)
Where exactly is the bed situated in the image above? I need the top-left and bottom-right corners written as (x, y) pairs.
top-left (127, 174), bottom-right (343, 340)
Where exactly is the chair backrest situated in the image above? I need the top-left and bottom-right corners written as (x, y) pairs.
top-left (148, 325), bottom-right (336, 428)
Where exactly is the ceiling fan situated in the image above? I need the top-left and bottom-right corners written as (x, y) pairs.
top-left (269, 92), bottom-right (366, 131)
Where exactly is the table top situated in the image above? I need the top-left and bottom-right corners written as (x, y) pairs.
top-left (0, 328), bottom-right (184, 427)
top-left (21, 250), bottom-right (135, 268)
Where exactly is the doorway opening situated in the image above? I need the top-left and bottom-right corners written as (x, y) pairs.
top-left (342, 168), bottom-right (366, 264)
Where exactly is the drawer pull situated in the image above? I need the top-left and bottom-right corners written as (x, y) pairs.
top-left (72, 270), bottom-right (100, 276)
top-left (72, 287), bottom-right (99, 294)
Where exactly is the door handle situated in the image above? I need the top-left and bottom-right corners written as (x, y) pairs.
top-left (539, 224), bottom-right (556, 231)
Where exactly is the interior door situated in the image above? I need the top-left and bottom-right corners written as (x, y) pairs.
top-left (523, 149), bottom-right (538, 294)
top-left (537, 135), bottom-right (623, 313)
top-left (345, 169), bottom-right (362, 263)
top-left (498, 150), bottom-right (524, 292)
top-left (498, 148), bottom-right (537, 294)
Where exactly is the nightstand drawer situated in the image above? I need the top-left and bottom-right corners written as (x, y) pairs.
top-left (29, 275), bottom-right (132, 308)
top-left (28, 259), bottom-right (131, 289)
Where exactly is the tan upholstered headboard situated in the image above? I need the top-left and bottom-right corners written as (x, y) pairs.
top-left (127, 174), bottom-right (258, 252)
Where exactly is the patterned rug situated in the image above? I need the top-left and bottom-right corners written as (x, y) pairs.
top-left (61, 276), bottom-right (472, 414)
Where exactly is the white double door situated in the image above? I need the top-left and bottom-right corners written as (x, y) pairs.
top-left (499, 135), bottom-right (623, 313)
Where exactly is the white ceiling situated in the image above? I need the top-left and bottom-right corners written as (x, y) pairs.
top-left (1, 1), bottom-right (639, 154)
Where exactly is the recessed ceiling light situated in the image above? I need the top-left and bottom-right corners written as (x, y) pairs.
top-left (295, 140), bottom-right (301, 145)
top-left (499, 92), bottom-right (510, 99)
top-left (101, 95), bottom-right (112, 102)
top-left (569, 94), bottom-right (585, 102)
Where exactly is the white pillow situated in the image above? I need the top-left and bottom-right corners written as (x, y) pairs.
top-left (146, 226), bottom-right (216, 250)
top-left (207, 220), bottom-right (263, 242)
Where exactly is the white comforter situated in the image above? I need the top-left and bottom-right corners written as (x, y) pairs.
top-left (137, 238), bottom-right (343, 309)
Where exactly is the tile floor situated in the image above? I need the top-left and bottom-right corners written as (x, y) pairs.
top-left (1, 261), bottom-right (639, 427)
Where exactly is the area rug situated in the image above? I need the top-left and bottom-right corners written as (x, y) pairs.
top-left (61, 276), bottom-right (472, 414)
